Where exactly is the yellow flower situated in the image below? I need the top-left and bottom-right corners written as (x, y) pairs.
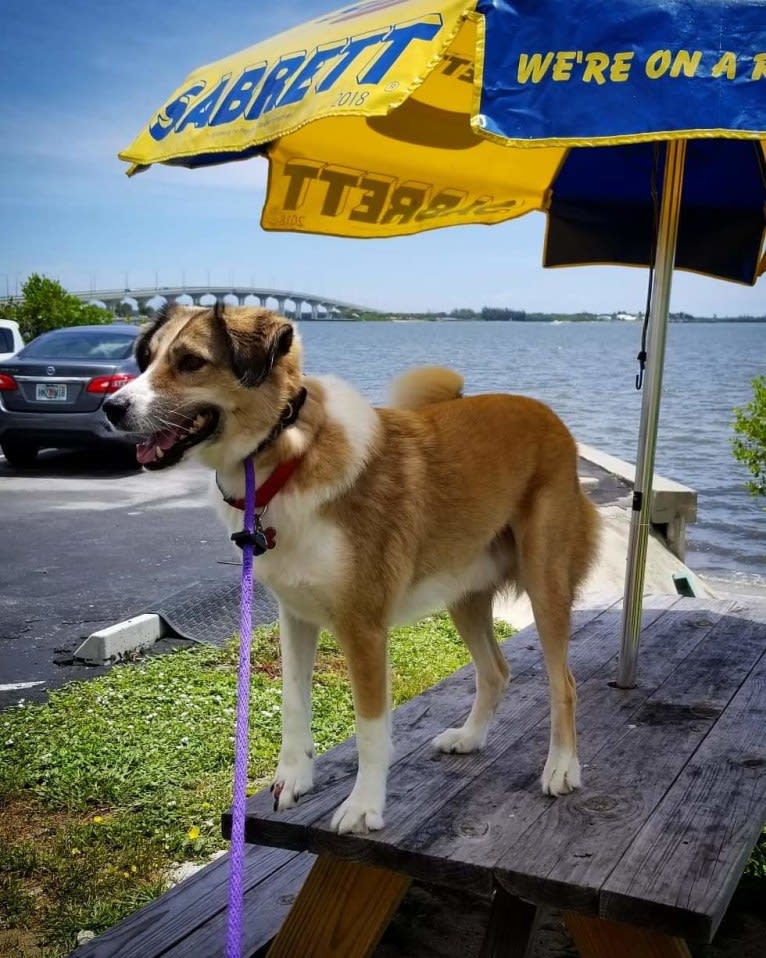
top-left (71, 847), bottom-right (80, 856)
top-left (123, 871), bottom-right (130, 878)
top-left (187, 826), bottom-right (200, 841)
top-left (131, 865), bottom-right (138, 873)
top-left (93, 815), bottom-right (104, 824)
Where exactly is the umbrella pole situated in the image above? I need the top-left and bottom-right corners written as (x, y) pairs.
top-left (616, 139), bottom-right (687, 689)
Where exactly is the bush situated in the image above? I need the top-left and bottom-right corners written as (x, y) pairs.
top-left (733, 375), bottom-right (766, 500)
top-left (0, 274), bottom-right (113, 342)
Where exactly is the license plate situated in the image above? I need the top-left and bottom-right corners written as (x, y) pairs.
top-left (36, 383), bottom-right (67, 401)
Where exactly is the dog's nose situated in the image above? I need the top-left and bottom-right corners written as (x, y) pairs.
top-left (103, 394), bottom-right (129, 427)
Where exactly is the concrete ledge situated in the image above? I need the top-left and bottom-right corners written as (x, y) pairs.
top-left (578, 442), bottom-right (697, 521)
top-left (74, 613), bottom-right (166, 666)
top-left (578, 442), bottom-right (697, 560)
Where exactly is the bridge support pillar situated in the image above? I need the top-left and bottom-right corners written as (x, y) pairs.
top-left (311, 302), bottom-right (319, 321)
top-left (276, 297), bottom-right (286, 314)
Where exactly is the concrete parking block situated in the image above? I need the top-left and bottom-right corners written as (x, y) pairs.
top-left (74, 613), bottom-right (166, 665)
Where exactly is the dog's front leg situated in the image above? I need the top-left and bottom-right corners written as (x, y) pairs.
top-left (272, 608), bottom-right (319, 811)
top-left (331, 624), bottom-right (390, 834)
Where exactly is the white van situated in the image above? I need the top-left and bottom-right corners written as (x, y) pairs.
top-left (0, 319), bottom-right (24, 361)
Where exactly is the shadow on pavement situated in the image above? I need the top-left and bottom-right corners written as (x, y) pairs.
top-left (0, 445), bottom-right (141, 480)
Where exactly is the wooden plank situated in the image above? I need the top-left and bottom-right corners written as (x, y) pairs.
top-left (161, 853), bottom-right (314, 958)
top-left (236, 600), bottom-right (671, 894)
top-left (266, 856), bottom-right (410, 958)
top-left (228, 602), bottom-right (628, 858)
top-left (70, 845), bottom-right (302, 958)
top-left (479, 887), bottom-right (539, 958)
top-left (486, 599), bottom-right (763, 921)
top-left (564, 911), bottom-right (691, 958)
top-left (602, 622), bottom-right (766, 941)
top-left (375, 596), bottom-right (717, 910)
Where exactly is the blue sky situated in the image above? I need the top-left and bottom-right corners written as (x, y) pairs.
top-left (1, 0), bottom-right (764, 316)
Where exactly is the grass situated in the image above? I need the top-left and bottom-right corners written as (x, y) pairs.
top-left (0, 614), bottom-right (512, 957)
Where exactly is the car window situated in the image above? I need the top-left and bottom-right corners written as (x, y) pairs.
top-left (21, 330), bottom-right (137, 360)
top-left (0, 329), bottom-right (13, 352)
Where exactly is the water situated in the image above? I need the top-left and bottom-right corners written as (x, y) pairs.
top-left (298, 320), bottom-right (765, 586)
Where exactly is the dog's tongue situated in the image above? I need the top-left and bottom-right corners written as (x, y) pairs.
top-left (136, 427), bottom-right (181, 464)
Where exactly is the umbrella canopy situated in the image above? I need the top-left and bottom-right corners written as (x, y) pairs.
top-left (120, 0), bottom-right (766, 687)
top-left (121, 0), bottom-right (766, 283)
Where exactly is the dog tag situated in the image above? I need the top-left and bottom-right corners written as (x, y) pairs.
top-left (256, 522), bottom-right (277, 555)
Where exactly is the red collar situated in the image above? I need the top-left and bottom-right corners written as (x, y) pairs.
top-left (217, 457), bottom-right (302, 512)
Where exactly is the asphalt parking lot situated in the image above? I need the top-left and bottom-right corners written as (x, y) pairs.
top-left (0, 448), bottom-right (277, 710)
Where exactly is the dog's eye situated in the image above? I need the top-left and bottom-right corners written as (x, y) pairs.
top-left (177, 353), bottom-right (207, 374)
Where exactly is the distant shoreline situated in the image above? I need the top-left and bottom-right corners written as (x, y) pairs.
top-left (356, 314), bottom-right (766, 323)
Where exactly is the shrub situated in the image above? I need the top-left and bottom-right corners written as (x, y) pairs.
top-left (733, 375), bottom-right (766, 501)
top-left (1, 274), bottom-right (113, 342)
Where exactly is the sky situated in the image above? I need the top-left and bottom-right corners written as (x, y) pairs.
top-left (1, 0), bottom-right (764, 316)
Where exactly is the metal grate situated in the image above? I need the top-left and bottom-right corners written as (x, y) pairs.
top-left (146, 579), bottom-right (278, 646)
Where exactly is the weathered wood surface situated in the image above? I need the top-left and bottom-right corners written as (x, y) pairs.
top-left (231, 597), bottom-right (676, 876)
top-left (267, 857), bottom-right (410, 957)
top-left (227, 597), bottom-right (637, 888)
top-left (236, 595), bottom-right (766, 942)
top-left (69, 845), bottom-right (313, 958)
top-left (602, 600), bottom-right (766, 941)
top-left (488, 598), bottom-right (764, 915)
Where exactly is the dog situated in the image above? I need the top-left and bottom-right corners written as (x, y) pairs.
top-left (104, 303), bottom-right (599, 834)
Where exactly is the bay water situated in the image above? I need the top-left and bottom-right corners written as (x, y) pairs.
top-left (299, 320), bottom-right (765, 587)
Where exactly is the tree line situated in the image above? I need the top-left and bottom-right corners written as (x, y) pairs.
top-left (0, 275), bottom-right (114, 342)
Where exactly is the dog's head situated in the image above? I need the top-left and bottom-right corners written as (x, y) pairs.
top-left (105, 303), bottom-right (302, 470)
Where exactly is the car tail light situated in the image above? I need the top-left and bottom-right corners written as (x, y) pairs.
top-left (86, 373), bottom-right (136, 394)
top-left (0, 373), bottom-right (18, 391)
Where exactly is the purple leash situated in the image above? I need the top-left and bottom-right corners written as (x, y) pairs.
top-left (226, 457), bottom-right (256, 958)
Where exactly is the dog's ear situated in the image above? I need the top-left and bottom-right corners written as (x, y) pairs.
top-left (217, 304), bottom-right (294, 388)
top-left (135, 302), bottom-right (174, 372)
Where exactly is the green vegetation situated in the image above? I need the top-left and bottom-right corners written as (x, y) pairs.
top-left (353, 306), bottom-right (766, 323)
top-left (0, 275), bottom-right (113, 342)
top-left (114, 302), bottom-right (136, 319)
top-left (0, 614), bottom-right (511, 956)
top-left (733, 375), bottom-right (766, 501)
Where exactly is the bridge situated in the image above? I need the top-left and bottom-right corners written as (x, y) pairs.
top-left (68, 286), bottom-right (370, 319)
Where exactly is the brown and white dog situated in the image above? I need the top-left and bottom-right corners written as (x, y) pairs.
top-left (104, 304), bottom-right (599, 834)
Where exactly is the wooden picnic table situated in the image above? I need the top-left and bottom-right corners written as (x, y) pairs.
top-left (224, 593), bottom-right (766, 958)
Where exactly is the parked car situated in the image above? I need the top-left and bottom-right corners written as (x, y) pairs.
top-left (0, 324), bottom-right (140, 466)
top-left (0, 318), bottom-right (24, 361)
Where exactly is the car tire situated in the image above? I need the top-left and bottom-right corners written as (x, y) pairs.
top-left (112, 443), bottom-right (141, 470)
top-left (122, 450), bottom-right (142, 470)
top-left (1, 439), bottom-right (39, 467)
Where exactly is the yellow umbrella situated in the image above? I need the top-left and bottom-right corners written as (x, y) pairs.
top-left (120, 0), bottom-right (566, 239)
top-left (120, 0), bottom-right (766, 686)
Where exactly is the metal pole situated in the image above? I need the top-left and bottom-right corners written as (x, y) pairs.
top-left (616, 139), bottom-right (687, 689)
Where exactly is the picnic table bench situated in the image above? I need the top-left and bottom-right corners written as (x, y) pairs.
top-left (74, 593), bottom-right (766, 957)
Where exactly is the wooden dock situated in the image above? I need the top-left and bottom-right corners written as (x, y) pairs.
top-left (74, 593), bottom-right (766, 957)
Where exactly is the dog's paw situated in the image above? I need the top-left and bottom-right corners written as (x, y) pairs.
top-left (331, 791), bottom-right (385, 834)
top-left (271, 753), bottom-right (314, 812)
top-left (432, 726), bottom-right (487, 754)
top-left (541, 749), bottom-right (581, 796)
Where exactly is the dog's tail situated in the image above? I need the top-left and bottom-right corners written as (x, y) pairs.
top-left (389, 366), bottom-right (464, 410)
